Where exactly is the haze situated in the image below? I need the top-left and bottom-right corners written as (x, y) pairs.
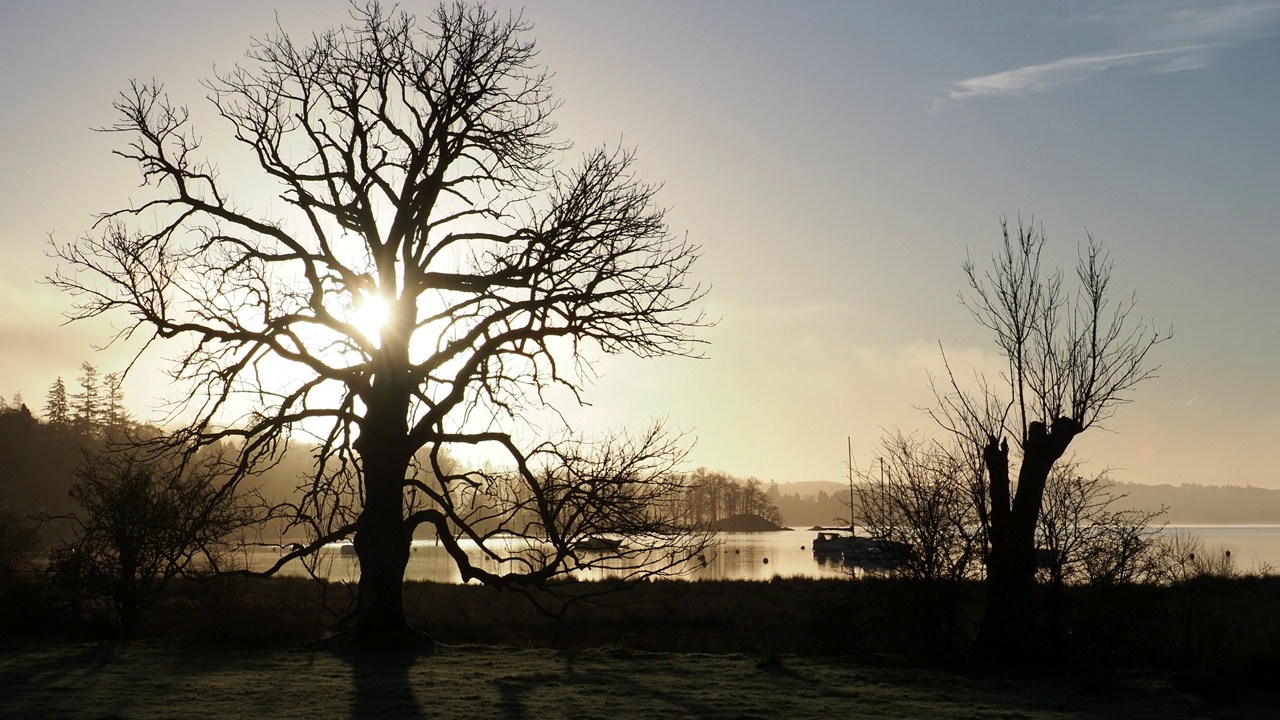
top-left (2, 1), bottom-right (1277, 489)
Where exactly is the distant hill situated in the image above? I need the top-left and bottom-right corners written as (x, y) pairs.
top-left (1111, 483), bottom-right (1280, 525)
top-left (770, 480), bottom-right (1280, 527)
top-left (774, 481), bottom-right (846, 498)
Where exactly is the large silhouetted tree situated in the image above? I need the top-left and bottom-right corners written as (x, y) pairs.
top-left (51, 2), bottom-right (708, 646)
top-left (931, 218), bottom-right (1168, 663)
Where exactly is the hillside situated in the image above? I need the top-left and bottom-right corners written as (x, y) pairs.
top-left (771, 480), bottom-right (1280, 527)
top-left (1111, 483), bottom-right (1280, 525)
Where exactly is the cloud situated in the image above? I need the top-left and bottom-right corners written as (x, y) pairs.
top-left (944, 46), bottom-right (1205, 103)
top-left (937, 2), bottom-right (1280, 108)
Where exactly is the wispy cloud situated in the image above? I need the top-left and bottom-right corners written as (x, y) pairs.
top-left (937, 2), bottom-right (1280, 108)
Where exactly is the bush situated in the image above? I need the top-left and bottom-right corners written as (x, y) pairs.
top-left (49, 447), bottom-right (257, 634)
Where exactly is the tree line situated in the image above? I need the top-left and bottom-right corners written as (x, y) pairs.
top-left (678, 469), bottom-right (783, 527)
top-left (1, 361), bottom-right (134, 440)
top-left (1, 361), bottom-right (144, 520)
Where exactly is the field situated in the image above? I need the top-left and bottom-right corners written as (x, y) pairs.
top-left (4, 575), bottom-right (1280, 718)
top-left (5, 641), bottom-right (1279, 720)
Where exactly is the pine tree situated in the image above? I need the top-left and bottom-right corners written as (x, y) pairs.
top-left (44, 377), bottom-right (70, 431)
top-left (102, 372), bottom-right (129, 431)
top-left (73, 362), bottom-right (101, 437)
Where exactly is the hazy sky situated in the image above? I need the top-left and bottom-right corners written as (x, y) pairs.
top-left (2, 1), bottom-right (1278, 489)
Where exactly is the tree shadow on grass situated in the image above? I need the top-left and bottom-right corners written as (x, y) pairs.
top-left (490, 651), bottom-right (1280, 720)
top-left (491, 652), bottom-right (777, 720)
top-left (0, 642), bottom-right (122, 687)
top-left (493, 669), bottom-right (728, 720)
top-left (338, 649), bottom-right (424, 719)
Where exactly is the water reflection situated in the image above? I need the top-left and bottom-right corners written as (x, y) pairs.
top-left (249, 531), bottom-right (852, 584)
top-left (246, 526), bottom-right (1280, 584)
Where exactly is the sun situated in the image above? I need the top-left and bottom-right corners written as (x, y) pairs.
top-left (350, 292), bottom-right (392, 344)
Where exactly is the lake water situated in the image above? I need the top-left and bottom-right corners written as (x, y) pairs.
top-left (248, 525), bottom-right (1280, 584)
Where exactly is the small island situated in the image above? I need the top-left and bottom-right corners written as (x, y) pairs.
top-left (708, 513), bottom-right (788, 532)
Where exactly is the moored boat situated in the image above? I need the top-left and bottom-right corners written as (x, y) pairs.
top-left (574, 536), bottom-right (623, 552)
top-left (812, 531), bottom-right (859, 554)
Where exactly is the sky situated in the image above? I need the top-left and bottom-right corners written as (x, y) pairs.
top-left (1, 1), bottom-right (1278, 490)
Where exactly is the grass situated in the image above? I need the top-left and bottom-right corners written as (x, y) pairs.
top-left (135, 576), bottom-right (977, 656)
top-left (4, 641), bottom-right (1279, 719)
top-left (5, 575), bottom-right (1280, 716)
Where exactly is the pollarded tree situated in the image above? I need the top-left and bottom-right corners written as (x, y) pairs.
top-left (51, 2), bottom-right (708, 646)
top-left (931, 218), bottom-right (1168, 662)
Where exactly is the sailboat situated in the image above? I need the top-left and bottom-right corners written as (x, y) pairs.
top-left (811, 437), bottom-right (861, 554)
top-left (811, 439), bottom-right (912, 569)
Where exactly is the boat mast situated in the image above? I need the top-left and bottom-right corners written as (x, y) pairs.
top-left (847, 436), bottom-right (855, 532)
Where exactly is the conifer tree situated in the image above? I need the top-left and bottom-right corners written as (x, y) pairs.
top-left (102, 372), bottom-right (129, 431)
top-left (44, 378), bottom-right (70, 432)
top-left (73, 362), bottom-right (101, 437)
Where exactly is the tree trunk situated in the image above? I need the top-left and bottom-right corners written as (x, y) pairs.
top-left (351, 455), bottom-right (417, 644)
top-left (349, 353), bottom-right (433, 651)
top-left (117, 546), bottom-right (140, 635)
top-left (971, 418), bottom-right (1081, 663)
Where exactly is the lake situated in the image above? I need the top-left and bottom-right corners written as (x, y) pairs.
top-left (248, 525), bottom-right (1280, 584)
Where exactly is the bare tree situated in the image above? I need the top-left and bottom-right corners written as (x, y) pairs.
top-left (930, 218), bottom-right (1168, 661)
top-left (49, 448), bottom-right (255, 634)
top-left (0, 506), bottom-right (41, 588)
top-left (1036, 462), bottom-right (1166, 589)
top-left (856, 431), bottom-right (983, 583)
top-left (679, 470), bottom-right (782, 528)
top-left (50, 2), bottom-right (708, 646)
